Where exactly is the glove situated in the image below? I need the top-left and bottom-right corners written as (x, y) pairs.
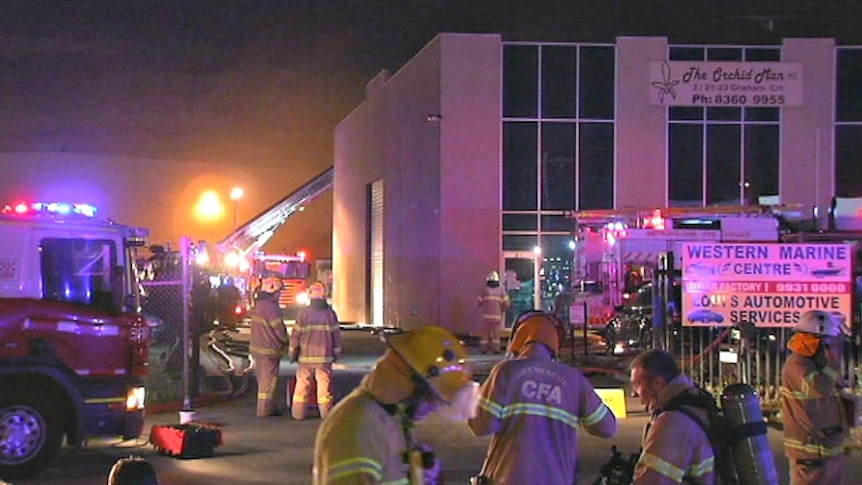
top-left (408, 444), bottom-right (440, 485)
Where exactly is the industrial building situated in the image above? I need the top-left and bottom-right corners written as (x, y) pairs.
top-left (332, 34), bottom-right (862, 334)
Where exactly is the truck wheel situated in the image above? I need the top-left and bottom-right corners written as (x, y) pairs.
top-left (0, 390), bottom-right (63, 478)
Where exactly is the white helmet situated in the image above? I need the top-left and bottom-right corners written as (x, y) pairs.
top-left (486, 271), bottom-right (500, 283)
top-left (795, 310), bottom-right (843, 337)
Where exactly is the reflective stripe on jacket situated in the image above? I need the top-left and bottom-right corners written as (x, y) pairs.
top-left (467, 345), bottom-right (616, 485)
top-left (779, 351), bottom-right (847, 460)
top-left (249, 295), bottom-right (287, 356)
top-left (290, 299), bottom-right (342, 365)
top-left (313, 386), bottom-right (411, 485)
top-left (633, 375), bottom-right (716, 485)
top-left (478, 285), bottom-right (510, 323)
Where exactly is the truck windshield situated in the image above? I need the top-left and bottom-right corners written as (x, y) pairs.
top-left (40, 238), bottom-right (119, 311)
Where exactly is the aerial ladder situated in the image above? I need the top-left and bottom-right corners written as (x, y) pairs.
top-left (216, 166), bottom-right (334, 260)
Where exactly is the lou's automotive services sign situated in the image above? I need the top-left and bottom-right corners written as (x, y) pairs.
top-left (681, 243), bottom-right (852, 328)
top-left (649, 61), bottom-right (803, 107)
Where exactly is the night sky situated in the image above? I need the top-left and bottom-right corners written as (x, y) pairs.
top-left (1, 1), bottom-right (859, 257)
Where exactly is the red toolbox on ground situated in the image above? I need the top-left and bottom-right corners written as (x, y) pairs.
top-left (149, 423), bottom-right (223, 458)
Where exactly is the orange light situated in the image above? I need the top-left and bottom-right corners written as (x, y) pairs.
top-left (643, 209), bottom-right (665, 230)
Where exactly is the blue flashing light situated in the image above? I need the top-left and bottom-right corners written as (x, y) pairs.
top-left (2, 201), bottom-right (98, 218)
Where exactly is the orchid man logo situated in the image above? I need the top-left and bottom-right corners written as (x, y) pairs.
top-left (651, 61), bottom-right (679, 103)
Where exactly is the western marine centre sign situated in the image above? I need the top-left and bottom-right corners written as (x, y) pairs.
top-left (681, 243), bottom-right (852, 328)
top-left (649, 61), bottom-right (803, 107)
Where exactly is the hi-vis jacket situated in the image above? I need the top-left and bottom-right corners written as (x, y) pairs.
top-left (633, 375), bottom-right (716, 485)
top-left (313, 383), bottom-right (411, 485)
top-left (478, 285), bottom-right (510, 325)
top-left (467, 346), bottom-right (617, 485)
top-left (289, 299), bottom-right (342, 365)
top-left (779, 348), bottom-right (847, 461)
top-left (249, 294), bottom-right (288, 357)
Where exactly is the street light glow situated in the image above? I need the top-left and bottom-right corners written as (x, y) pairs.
top-left (194, 190), bottom-right (224, 222)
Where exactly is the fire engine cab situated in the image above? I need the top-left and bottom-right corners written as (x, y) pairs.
top-left (0, 201), bottom-right (150, 477)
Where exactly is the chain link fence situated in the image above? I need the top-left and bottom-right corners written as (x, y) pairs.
top-left (139, 240), bottom-right (191, 407)
top-left (139, 238), bottom-right (255, 409)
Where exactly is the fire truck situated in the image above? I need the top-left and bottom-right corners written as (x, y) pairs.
top-left (568, 204), bottom-right (811, 326)
top-left (0, 201), bottom-right (150, 477)
top-left (195, 166), bottom-right (333, 320)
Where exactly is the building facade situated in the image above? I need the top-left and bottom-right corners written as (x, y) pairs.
top-left (333, 33), bottom-right (862, 334)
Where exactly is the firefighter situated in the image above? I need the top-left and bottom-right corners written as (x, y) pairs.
top-left (468, 311), bottom-right (617, 485)
top-left (249, 277), bottom-right (288, 417)
top-left (780, 310), bottom-right (849, 485)
top-left (477, 270), bottom-right (511, 354)
top-left (630, 349), bottom-right (716, 485)
top-left (289, 281), bottom-right (342, 420)
top-left (313, 325), bottom-right (476, 485)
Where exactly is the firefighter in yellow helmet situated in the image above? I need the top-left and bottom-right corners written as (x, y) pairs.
top-left (780, 310), bottom-right (850, 485)
top-left (477, 270), bottom-right (511, 354)
top-left (249, 277), bottom-right (288, 417)
top-left (468, 311), bottom-right (617, 485)
top-left (313, 326), bottom-right (477, 485)
top-left (289, 281), bottom-right (342, 420)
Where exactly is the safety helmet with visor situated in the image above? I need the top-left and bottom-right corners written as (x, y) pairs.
top-left (794, 310), bottom-right (846, 338)
top-left (385, 326), bottom-right (473, 405)
top-left (507, 310), bottom-right (565, 359)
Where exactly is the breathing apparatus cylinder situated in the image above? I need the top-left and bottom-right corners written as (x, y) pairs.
top-left (720, 383), bottom-right (778, 485)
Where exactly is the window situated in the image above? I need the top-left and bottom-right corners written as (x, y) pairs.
top-left (667, 46), bottom-right (780, 206)
top-left (40, 238), bottom-right (118, 311)
top-left (836, 48), bottom-right (862, 197)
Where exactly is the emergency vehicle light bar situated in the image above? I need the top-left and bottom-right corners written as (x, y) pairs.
top-left (2, 201), bottom-right (98, 218)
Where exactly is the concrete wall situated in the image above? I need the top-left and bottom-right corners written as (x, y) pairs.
top-left (439, 34), bottom-right (502, 334)
top-left (781, 38), bottom-right (836, 223)
top-left (333, 33), bottom-right (501, 332)
top-left (616, 37), bottom-right (669, 208)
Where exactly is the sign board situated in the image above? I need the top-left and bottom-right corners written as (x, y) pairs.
top-left (681, 243), bottom-right (853, 328)
top-left (595, 388), bottom-right (628, 419)
top-left (649, 61), bottom-right (803, 107)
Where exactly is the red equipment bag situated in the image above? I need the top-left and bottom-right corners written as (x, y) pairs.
top-left (149, 423), bottom-right (223, 458)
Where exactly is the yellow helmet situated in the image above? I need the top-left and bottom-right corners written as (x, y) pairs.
top-left (486, 271), bottom-right (500, 283)
top-left (308, 281), bottom-right (326, 299)
top-left (386, 326), bottom-right (472, 404)
top-left (508, 311), bottom-right (564, 357)
top-left (260, 277), bottom-right (283, 294)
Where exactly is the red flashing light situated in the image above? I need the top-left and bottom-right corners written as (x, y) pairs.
top-left (2, 201), bottom-right (98, 218)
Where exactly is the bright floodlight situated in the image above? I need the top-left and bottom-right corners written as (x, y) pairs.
top-left (230, 187), bottom-right (244, 201)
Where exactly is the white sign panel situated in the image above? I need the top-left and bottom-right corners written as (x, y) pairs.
top-left (649, 61), bottom-right (803, 107)
top-left (681, 243), bottom-right (852, 328)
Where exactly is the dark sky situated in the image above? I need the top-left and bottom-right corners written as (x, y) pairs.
top-left (1, 1), bottom-right (859, 255)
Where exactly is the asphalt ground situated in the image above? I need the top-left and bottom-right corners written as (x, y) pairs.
top-left (12, 329), bottom-right (861, 485)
